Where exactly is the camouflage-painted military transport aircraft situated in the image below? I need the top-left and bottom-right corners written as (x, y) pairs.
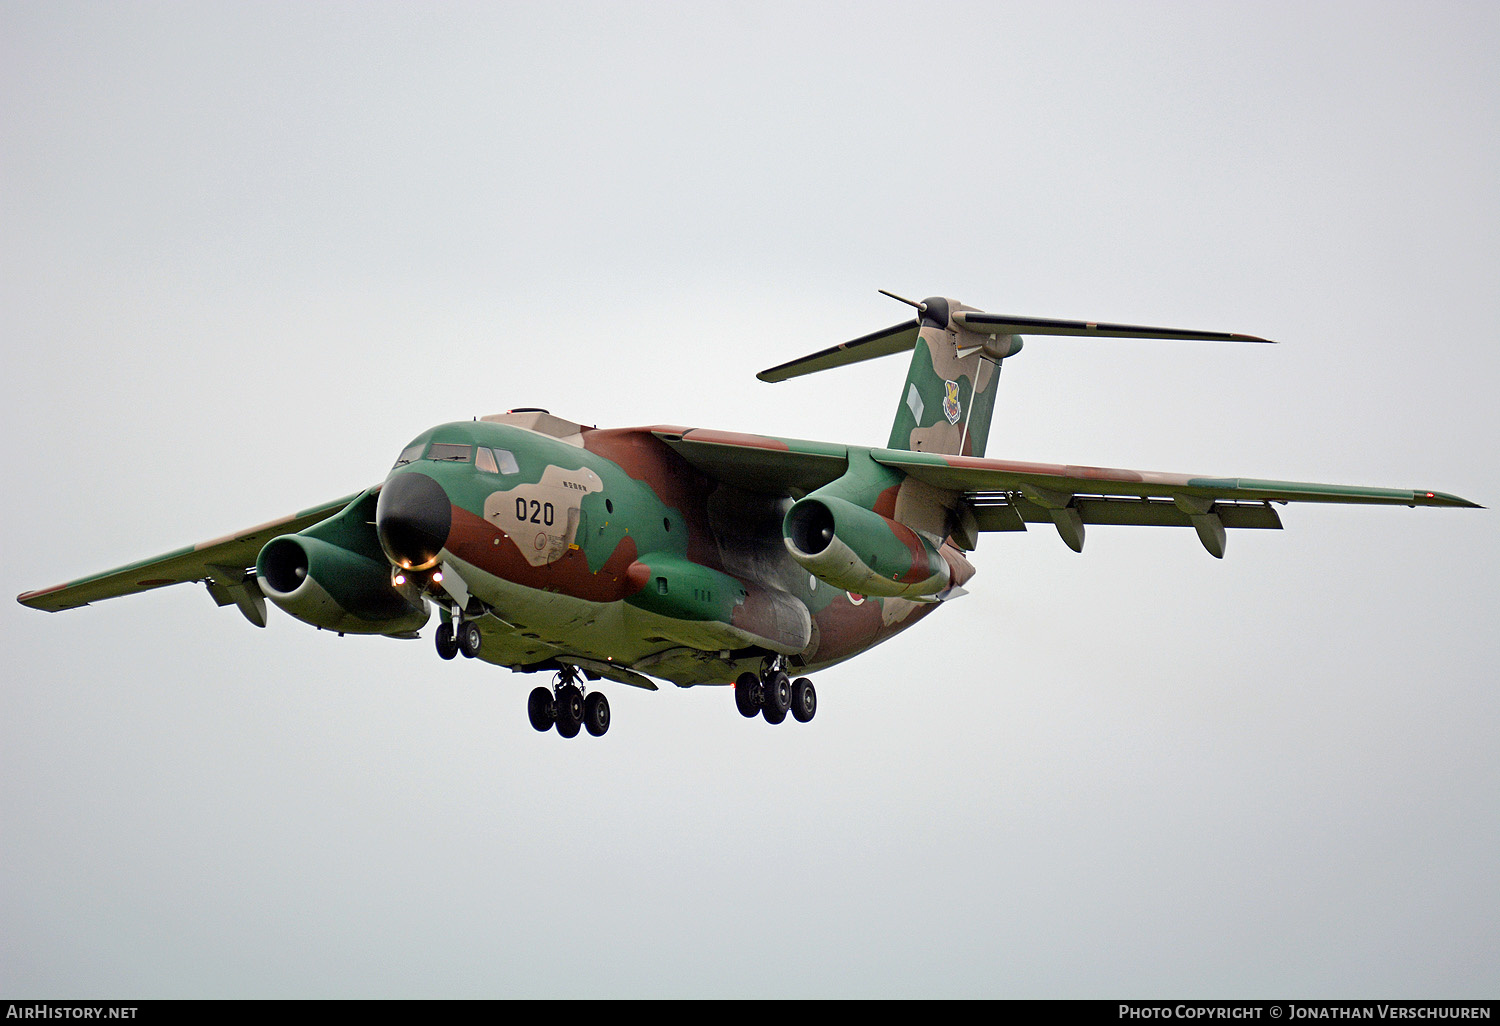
top-left (18, 293), bottom-right (1479, 737)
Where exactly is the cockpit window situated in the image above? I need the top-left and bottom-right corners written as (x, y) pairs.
top-left (493, 448), bottom-right (520, 474)
top-left (393, 442), bottom-right (425, 468)
top-left (427, 443), bottom-right (473, 463)
top-left (475, 447), bottom-right (520, 474)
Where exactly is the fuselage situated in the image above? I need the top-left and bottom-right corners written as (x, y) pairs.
top-left (374, 410), bottom-right (956, 688)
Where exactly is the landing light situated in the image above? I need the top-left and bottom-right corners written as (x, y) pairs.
top-left (432, 570), bottom-right (444, 584)
top-left (393, 572), bottom-right (407, 586)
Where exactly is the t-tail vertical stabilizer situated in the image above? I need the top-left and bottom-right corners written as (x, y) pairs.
top-left (881, 293), bottom-right (1014, 458)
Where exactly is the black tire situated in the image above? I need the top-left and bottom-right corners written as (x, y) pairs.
top-left (734, 671), bottom-right (761, 718)
top-left (762, 670), bottom-right (790, 724)
top-left (555, 684), bottom-right (583, 737)
top-left (584, 691), bottom-right (611, 737)
top-left (791, 677), bottom-right (817, 722)
top-left (458, 620), bottom-right (483, 658)
top-left (435, 622), bottom-right (459, 660)
top-left (527, 686), bottom-right (555, 732)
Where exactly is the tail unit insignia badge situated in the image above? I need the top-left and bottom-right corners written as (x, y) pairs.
top-left (942, 380), bottom-right (962, 425)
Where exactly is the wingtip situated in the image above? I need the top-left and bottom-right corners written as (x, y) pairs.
top-left (1419, 490), bottom-right (1483, 509)
top-left (17, 584), bottom-right (84, 611)
top-left (17, 586), bottom-right (57, 608)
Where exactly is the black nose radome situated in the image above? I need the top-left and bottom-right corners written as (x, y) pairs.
top-left (376, 472), bottom-right (452, 570)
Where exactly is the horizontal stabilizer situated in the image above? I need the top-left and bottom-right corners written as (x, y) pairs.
top-left (758, 293), bottom-right (1273, 386)
top-left (757, 319), bottom-right (919, 383)
top-left (952, 311), bottom-right (1273, 344)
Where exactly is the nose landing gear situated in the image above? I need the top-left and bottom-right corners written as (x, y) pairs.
top-left (435, 621), bottom-right (459, 660)
top-left (458, 620), bottom-right (483, 658)
top-left (433, 617), bottom-right (485, 660)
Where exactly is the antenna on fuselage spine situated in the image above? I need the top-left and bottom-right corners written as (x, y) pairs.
top-left (877, 289), bottom-right (927, 313)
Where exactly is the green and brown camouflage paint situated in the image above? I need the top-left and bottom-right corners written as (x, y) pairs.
top-left (18, 294), bottom-right (1478, 702)
top-left (378, 411), bottom-right (948, 685)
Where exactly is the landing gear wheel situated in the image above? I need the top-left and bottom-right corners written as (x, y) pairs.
top-left (555, 683), bottom-right (584, 738)
top-left (791, 677), bottom-right (817, 722)
top-left (734, 671), bottom-right (762, 718)
top-left (762, 670), bottom-right (791, 725)
top-left (527, 686), bottom-right (555, 732)
top-left (584, 691), bottom-right (611, 736)
top-left (457, 620), bottom-right (482, 659)
top-left (435, 622), bottom-right (459, 660)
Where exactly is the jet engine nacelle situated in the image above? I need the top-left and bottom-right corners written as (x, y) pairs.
top-left (256, 533), bottom-right (429, 636)
top-left (783, 495), bottom-right (950, 598)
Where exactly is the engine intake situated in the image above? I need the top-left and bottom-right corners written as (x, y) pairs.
top-left (256, 488), bottom-right (429, 636)
top-left (257, 534), bottom-right (428, 635)
top-left (783, 496), bottom-right (949, 598)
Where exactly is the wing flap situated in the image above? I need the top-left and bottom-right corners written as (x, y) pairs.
top-left (972, 494), bottom-right (1284, 531)
top-left (17, 489), bottom-right (372, 613)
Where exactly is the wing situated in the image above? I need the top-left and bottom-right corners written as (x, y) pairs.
top-left (874, 449), bottom-right (1480, 557)
top-left (651, 427), bottom-right (850, 494)
top-left (16, 489), bottom-right (373, 624)
top-left (650, 427), bottom-right (1478, 557)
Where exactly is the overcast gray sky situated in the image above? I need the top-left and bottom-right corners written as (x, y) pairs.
top-left (2, 0), bottom-right (1496, 999)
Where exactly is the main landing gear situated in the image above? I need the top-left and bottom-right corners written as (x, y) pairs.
top-left (735, 660), bottom-right (816, 725)
top-left (528, 667), bottom-right (610, 738)
top-left (433, 620), bottom-right (609, 737)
